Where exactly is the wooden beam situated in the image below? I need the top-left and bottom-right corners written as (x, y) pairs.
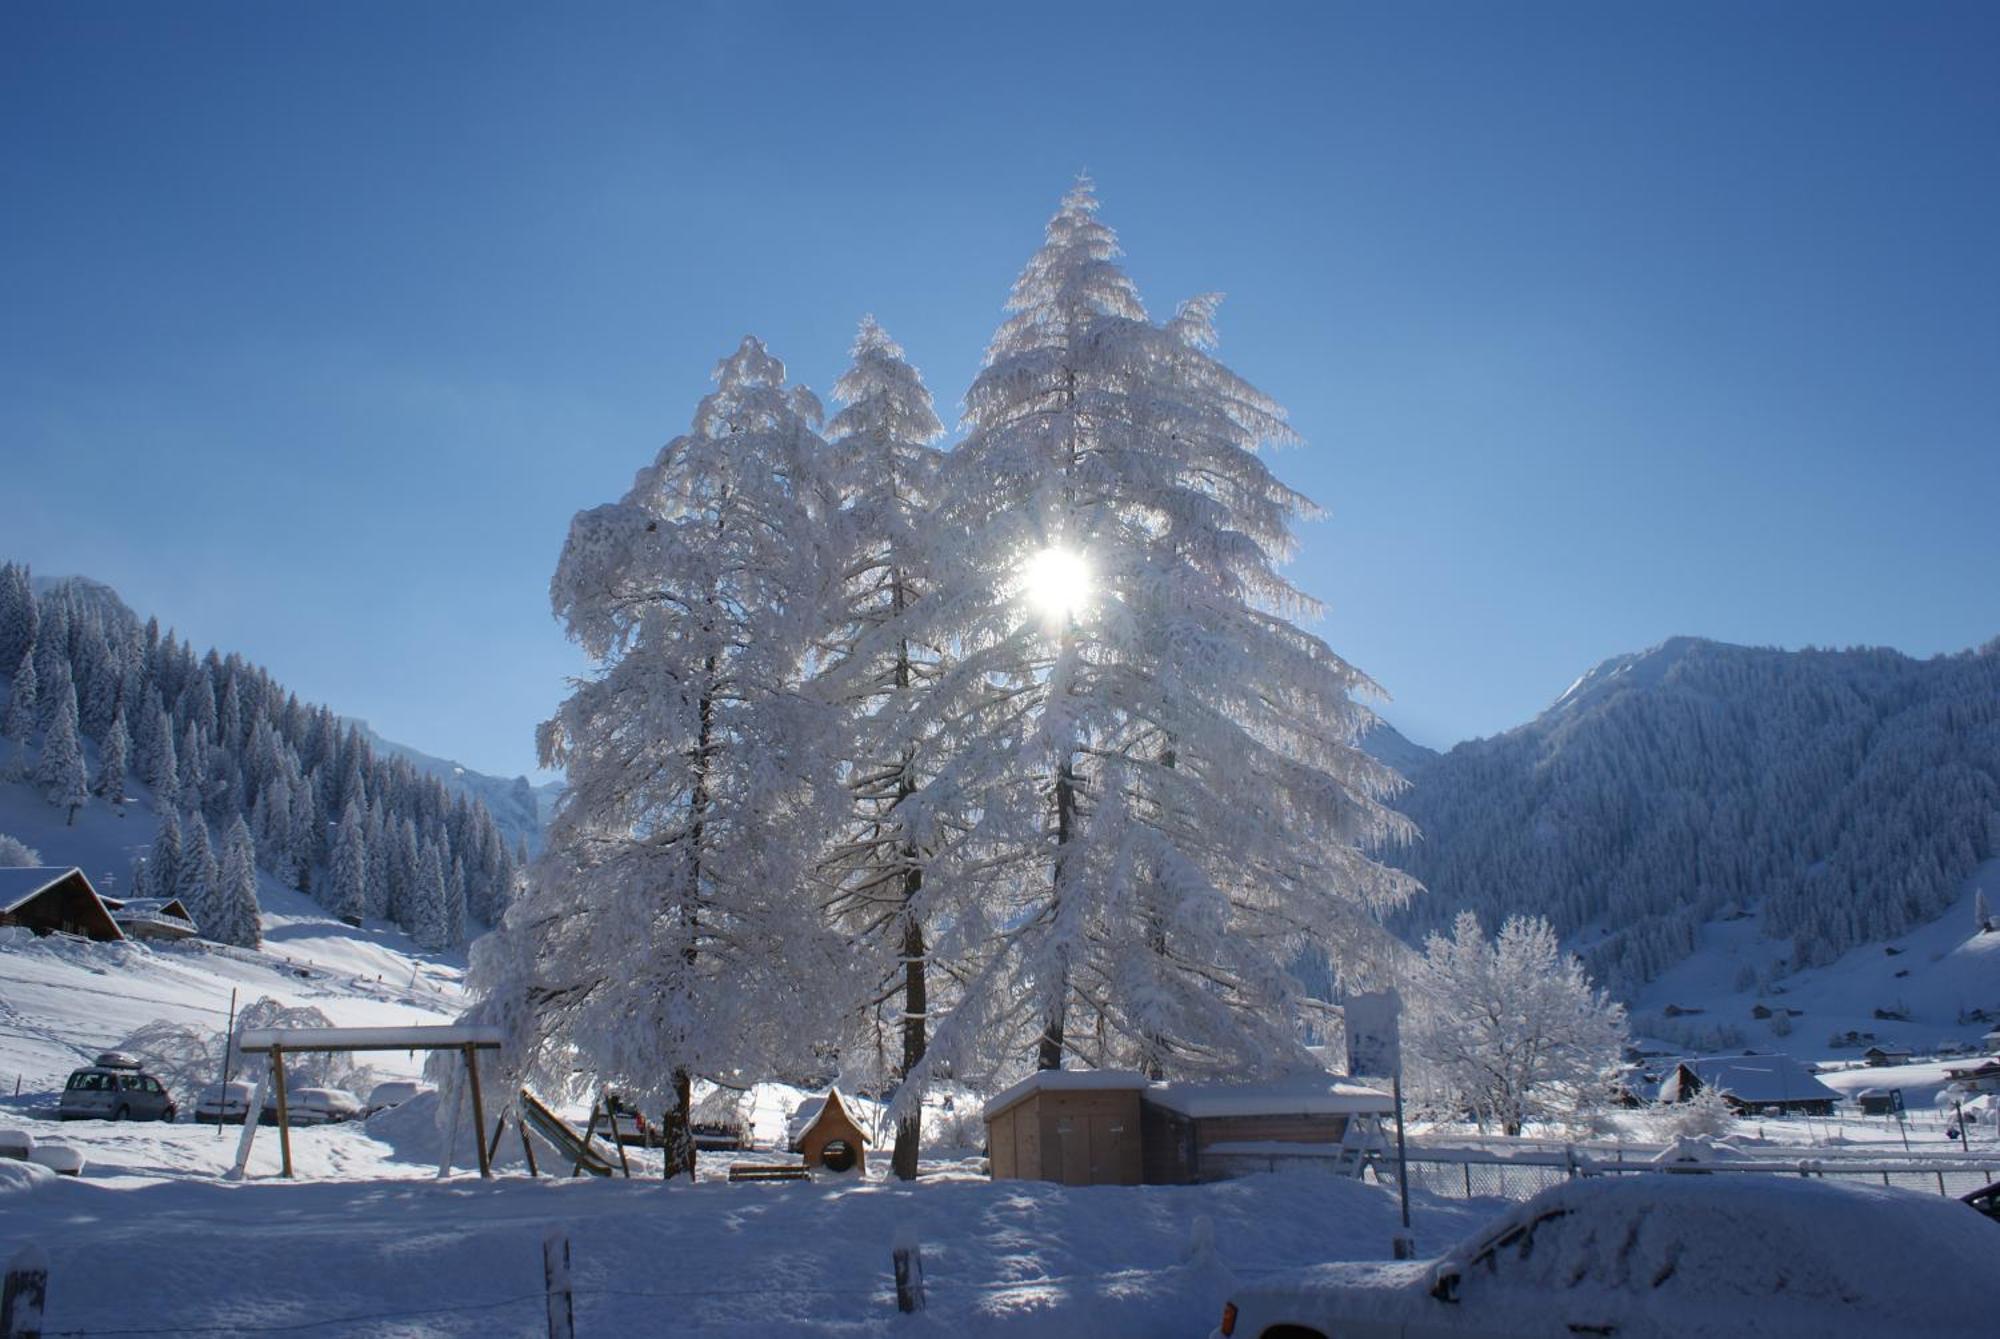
top-left (465, 1045), bottom-right (491, 1179)
top-left (519, 1111), bottom-right (539, 1177)
top-left (270, 1045), bottom-right (294, 1180)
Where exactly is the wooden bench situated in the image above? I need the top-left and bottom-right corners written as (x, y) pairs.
top-left (727, 1162), bottom-right (811, 1183)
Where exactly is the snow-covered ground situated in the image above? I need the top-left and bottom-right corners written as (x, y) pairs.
top-left (0, 1111), bottom-right (1496, 1338)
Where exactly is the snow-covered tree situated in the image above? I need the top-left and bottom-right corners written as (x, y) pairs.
top-left (215, 815), bottom-right (262, 948)
top-left (473, 336), bottom-right (849, 1178)
top-left (144, 808), bottom-right (183, 902)
top-left (0, 563), bottom-right (36, 669)
top-left (815, 316), bottom-right (950, 1179)
top-left (908, 181), bottom-right (1414, 1085)
top-left (410, 841), bottom-right (450, 950)
top-left (2, 647), bottom-right (37, 778)
top-left (36, 681), bottom-right (89, 824)
top-left (0, 833), bottom-right (40, 867)
top-left (329, 799), bottom-right (368, 922)
top-left (94, 703), bottom-right (129, 810)
top-left (177, 814), bottom-right (219, 930)
top-left (1404, 911), bottom-right (1627, 1135)
top-left (1977, 886), bottom-right (1994, 934)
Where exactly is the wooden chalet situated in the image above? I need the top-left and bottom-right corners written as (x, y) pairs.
top-left (1862, 1045), bottom-right (1913, 1068)
top-left (984, 1070), bottom-right (1394, 1187)
top-left (0, 867), bottom-right (122, 942)
top-left (101, 895), bottom-right (200, 942)
top-left (1944, 1059), bottom-right (2000, 1094)
top-left (1655, 1054), bottom-right (1840, 1115)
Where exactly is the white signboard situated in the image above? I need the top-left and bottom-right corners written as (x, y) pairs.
top-left (1344, 989), bottom-right (1402, 1080)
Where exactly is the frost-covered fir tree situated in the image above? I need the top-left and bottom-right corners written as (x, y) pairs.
top-left (470, 337), bottom-right (849, 1178)
top-left (145, 808), bottom-right (183, 902)
top-left (912, 181), bottom-right (1415, 1084)
top-left (177, 815), bottom-right (219, 932)
top-left (94, 704), bottom-right (129, 811)
top-left (36, 681), bottom-right (89, 824)
top-left (1978, 886), bottom-right (1995, 935)
top-left (815, 317), bottom-right (951, 1178)
top-left (329, 799), bottom-right (367, 923)
top-left (2, 648), bottom-right (36, 778)
top-left (411, 842), bottom-right (451, 950)
top-left (215, 815), bottom-right (262, 948)
top-left (0, 564), bottom-right (36, 669)
top-left (1404, 911), bottom-right (1627, 1135)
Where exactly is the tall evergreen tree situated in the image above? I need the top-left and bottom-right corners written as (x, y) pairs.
top-left (216, 815), bottom-right (263, 948)
top-left (816, 316), bottom-right (950, 1178)
top-left (329, 799), bottom-right (368, 922)
top-left (36, 681), bottom-right (90, 824)
top-left (145, 808), bottom-right (183, 902)
top-left (471, 336), bottom-right (848, 1179)
top-left (0, 563), bottom-right (36, 668)
top-left (94, 704), bottom-right (130, 811)
top-left (914, 181), bottom-right (1414, 1082)
top-left (2, 647), bottom-right (36, 778)
top-left (177, 815), bottom-right (219, 931)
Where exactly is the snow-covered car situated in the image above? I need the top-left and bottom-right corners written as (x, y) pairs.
top-left (1210, 1173), bottom-right (1999, 1339)
top-left (195, 1080), bottom-right (259, 1125)
top-left (363, 1080), bottom-right (432, 1116)
top-left (263, 1086), bottom-right (364, 1125)
top-left (59, 1053), bottom-right (177, 1122)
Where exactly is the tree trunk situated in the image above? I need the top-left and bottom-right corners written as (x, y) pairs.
top-left (892, 905), bottom-right (926, 1181)
top-left (1037, 755), bottom-right (1077, 1071)
top-left (660, 1066), bottom-right (696, 1181)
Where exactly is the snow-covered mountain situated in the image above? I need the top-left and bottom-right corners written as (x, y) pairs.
top-left (346, 721), bottom-right (556, 856)
top-left (1388, 636), bottom-right (2000, 997)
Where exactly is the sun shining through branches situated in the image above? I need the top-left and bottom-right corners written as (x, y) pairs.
top-left (1020, 546), bottom-right (1091, 622)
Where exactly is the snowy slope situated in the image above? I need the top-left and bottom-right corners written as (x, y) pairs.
top-left (0, 746), bottom-right (465, 1095)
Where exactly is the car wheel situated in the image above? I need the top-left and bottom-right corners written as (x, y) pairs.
top-left (112, 1105), bottom-right (130, 1122)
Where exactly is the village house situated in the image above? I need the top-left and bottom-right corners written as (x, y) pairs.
top-left (1655, 1054), bottom-right (1841, 1116)
top-left (1862, 1045), bottom-right (1914, 1068)
top-left (101, 895), bottom-right (200, 942)
top-left (0, 867), bottom-right (123, 942)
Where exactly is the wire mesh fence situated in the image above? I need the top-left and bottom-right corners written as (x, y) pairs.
top-left (1397, 1153), bottom-right (1999, 1202)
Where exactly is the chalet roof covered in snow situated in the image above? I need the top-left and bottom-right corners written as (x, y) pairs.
top-left (237, 1025), bottom-right (505, 1053)
top-left (981, 1070), bottom-right (1152, 1120)
top-left (1657, 1054), bottom-right (1841, 1105)
top-left (0, 866), bottom-right (86, 912)
top-left (104, 896), bottom-right (199, 937)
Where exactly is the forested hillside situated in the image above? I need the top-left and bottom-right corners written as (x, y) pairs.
top-left (0, 564), bottom-right (520, 946)
top-left (1387, 636), bottom-right (2000, 991)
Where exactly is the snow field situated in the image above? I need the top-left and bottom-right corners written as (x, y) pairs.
top-left (0, 1148), bottom-right (1496, 1337)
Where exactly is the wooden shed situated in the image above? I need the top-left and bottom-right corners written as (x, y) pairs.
top-left (0, 867), bottom-right (123, 942)
top-left (791, 1088), bottom-right (868, 1173)
top-left (984, 1071), bottom-right (1395, 1187)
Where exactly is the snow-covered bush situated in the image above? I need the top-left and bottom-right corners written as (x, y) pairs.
top-left (0, 833), bottom-right (39, 867)
top-left (1653, 1085), bottom-right (1736, 1140)
top-left (1405, 911), bottom-right (1627, 1135)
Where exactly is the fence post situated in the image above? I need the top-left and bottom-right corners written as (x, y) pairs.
top-left (543, 1230), bottom-right (574, 1339)
top-left (1462, 1163), bottom-right (1471, 1198)
top-left (892, 1230), bottom-right (926, 1315)
top-left (2, 1245), bottom-right (48, 1339)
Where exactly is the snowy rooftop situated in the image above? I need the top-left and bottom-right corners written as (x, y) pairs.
top-left (981, 1069), bottom-right (1393, 1121)
top-left (1659, 1054), bottom-right (1841, 1104)
top-left (0, 866), bottom-right (86, 912)
top-left (237, 1025), bottom-right (505, 1053)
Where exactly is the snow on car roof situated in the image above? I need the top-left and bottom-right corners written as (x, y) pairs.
top-left (1441, 1172), bottom-right (1999, 1324)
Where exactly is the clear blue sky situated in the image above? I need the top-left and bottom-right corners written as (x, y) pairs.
top-left (6, 2), bottom-right (1996, 779)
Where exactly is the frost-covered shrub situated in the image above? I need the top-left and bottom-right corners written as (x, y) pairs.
top-left (0, 833), bottom-right (39, 867)
top-left (1653, 1086), bottom-right (1736, 1140)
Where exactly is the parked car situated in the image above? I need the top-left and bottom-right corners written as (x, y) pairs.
top-left (261, 1086), bottom-right (363, 1126)
top-left (363, 1080), bottom-right (432, 1116)
top-left (1211, 1173), bottom-right (1999, 1339)
top-left (59, 1053), bottom-right (176, 1122)
top-left (195, 1079), bottom-right (259, 1125)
